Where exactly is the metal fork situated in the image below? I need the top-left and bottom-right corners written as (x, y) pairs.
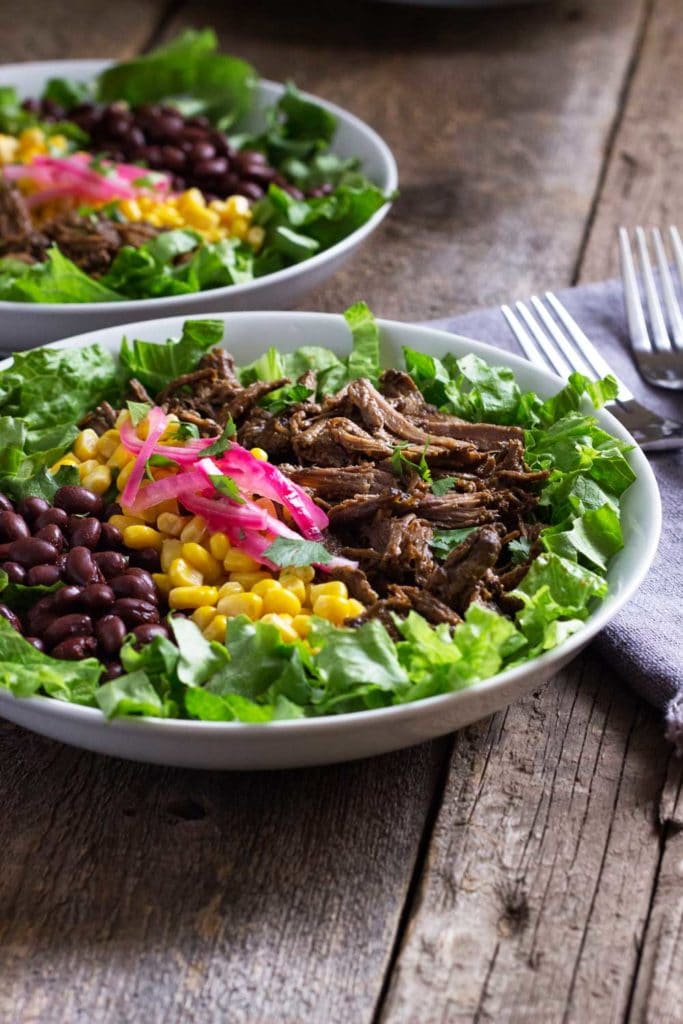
top-left (619, 226), bottom-right (683, 389)
top-left (501, 292), bottom-right (683, 451)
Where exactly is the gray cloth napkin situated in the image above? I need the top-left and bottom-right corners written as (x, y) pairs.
top-left (426, 278), bottom-right (683, 744)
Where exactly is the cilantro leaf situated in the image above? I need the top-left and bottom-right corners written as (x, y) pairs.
top-left (202, 417), bottom-right (236, 457)
top-left (264, 537), bottom-right (334, 567)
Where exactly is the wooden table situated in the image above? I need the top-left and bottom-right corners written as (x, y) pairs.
top-left (1, 2), bottom-right (681, 1021)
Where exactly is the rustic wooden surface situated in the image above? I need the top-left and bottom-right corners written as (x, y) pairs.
top-left (0, 2), bottom-right (681, 1022)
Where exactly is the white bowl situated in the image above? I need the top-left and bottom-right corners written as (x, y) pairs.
top-left (0, 61), bottom-right (397, 348)
top-left (0, 312), bottom-right (661, 769)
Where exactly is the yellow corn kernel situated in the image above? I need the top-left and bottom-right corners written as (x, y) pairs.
top-left (287, 565), bottom-right (315, 583)
top-left (152, 572), bottom-right (171, 596)
top-left (116, 461), bottom-right (135, 490)
top-left (169, 557), bottom-right (203, 588)
top-left (169, 585), bottom-right (219, 610)
top-left (109, 513), bottom-right (145, 533)
top-left (230, 215), bottom-right (250, 241)
top-left (203, 614), bottom-right (228, 643)
top-left (96, 429), bottom-right (120, 459)
top-left (247, 225), bottom-right (265, 250)
top-left (251, 578), bottom-right (282, 598)
top-left (313, 595), bottom-right (352, 626)
top-left (82, 465), bottom-right (112, 497)
top-left (218, 580), bottom-right (244, 598)
top-left (229, 572), bottom-right (271, 589)
top-left (157, 512), bottom-right (189, 537)
top-left (50, 453), bottom-right (80, 472)
top-left (223, 549), bottom-right (260, 574)
top-left (208, 531), bottom-right (230, 561)
top-left (122, 501), bottom-right (158, 525)
top-left (178, 187), bottom-right (206, 213)
top-left (119, 198), bottom-right (142, 222)
top-left (217, 591), bottom-right (263, 620)
top-left (249, 447), bottom-right (268, 461)
top-left (181, 541), bottom-right (222, 583)
top-left (73, 428), bottom-right (99, 461)
top-left (114, 410), bottom-right (129, 429)
top-left (161, 538), bottom-right (183, 573)
top-left (292, 614), bottom-right (312, 638)
top-left (260, 612), bottom-right (299, 644)
top-left (180, 515), bottom-right (207, 544)
top-left (191, 605), bottom-right (218, 631)
top-left (0, 134), bottom-right (19, 164)
top-left (279, 574), bottom-right (307, 604)
top-left (187, 206), bottom-right (220, 231)
top-left (310, 581), bottom-right (348, 603)
top-left (344, 599), bottom-right (365, 619)
top-left (78, 458), bottom-right (100, 481)
top-left (224, 194), bottom-right (250, 219)
top-left (107, 443), bottom-right (134, 470)
top-left (263, 586), bottom-right (301, 617)
top-left (123, 524), bottom-right (164, 552)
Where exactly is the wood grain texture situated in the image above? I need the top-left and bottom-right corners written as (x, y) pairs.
top-left (380, 659), bottom-right (670, 1023)
top-left (0, 0), bottom-right (169, 62)
top-left (579, 0), bottom-right (683, 283)
top-left (168, 0), bottom-right (648, 319)
top-left (0, 721), bottom-right (446, 1024)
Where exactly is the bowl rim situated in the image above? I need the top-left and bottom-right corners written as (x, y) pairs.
top-left (0, 310), bottom-right (662, 735)
top-left (0, 59), bottom-right (398, 314)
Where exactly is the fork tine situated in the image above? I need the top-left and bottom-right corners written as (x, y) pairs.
top-left (529, 295), bottom-right (595, 378)
top-left (652, 228), bottom-right (683, 348)
top-left (513, 301), bottom-right (572, 378)
top-left (635, 226), bottom-right (672, 350)
top-left (670, 226), bottom-right (683, 289)
top-left (544, 291), bottom-right (633, 401)
top-left (619, 227), bottom-right (651, 354)
top-left (500, 305), bottom-right (551, 373)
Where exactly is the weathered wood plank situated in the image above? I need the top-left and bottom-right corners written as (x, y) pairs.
top-left (0, 0), bottom-right (169, 62)
top-left (579, 0), bottom-right (683, 284)
top-left (167, 0), bottom-right (649, 320)
top-left (381, 0), bottom-right (681, 1019)
top-left (380, 660), bottom-right (670, 1023)
top-left (0, 723), bottom-right (446, 1024)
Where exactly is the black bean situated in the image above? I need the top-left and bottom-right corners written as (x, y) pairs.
top-left (187, 114), bottom-right (210, 129)
top-left (189, 141), bottom-right (215, 163)
top-left (130, 547), bottom-right (160, 572)
top-left (26, 564), bottom-right (61, 587)
top-left (54, 485), bottom-right (103, 516)
top-left (9, 537), bottom-right (59, 568)
top-left (25, 636), bottom-right (45, 652)
top-left (68, 516), bottom-right (101, 550)
top-left (125, 567), bottom-right (155, 587)
top-left (193, 157), bottom-right (228, 179)
top-left (0, 493), bottom-right (13, 512)
top-left (113, 598), bottom-right (160, 628)
top-left (0, 604), bottom-right (22, 632)
top-left (95, 614), bottom-right (127, 656)
top-left (104, 662), bottom-right (123, 680)
top-left (93, 550), bottom-right (128, 579)
top-left (98, 523), bottom-right (122, 550)
top-left (126, 126), bottom-right (146, 150)
top-left (238, 181), bottom-right (265, 201)
top-left (80, 583), bottom-right (115, 615)
top-left (35, 507), bottom-right (69, 530)
top-left (0, 511), bottom-right (30, 542)
top-left (35, 523), bottom-right (65, 551)
top-left (111, 573), bottom-right (156, 602)
top-left (103, 501), bottom-right (122, 520)
top-left (160, 145), bottom-right (186, 171)
top-left (65, 546), bottom-right (99, 587)
top-left (157, 114), bottom-right (185, 138)
top-left (235, 148), bottom-right (267, 170)
top-left (0, 561), bottom-right (26, 584)
top-left (17, 496), bottom-right (50, 524)
top-left (51, 635), bottom-right (98, 661)
top-left (43, 613), bottom-right (93, 649)
top-left (0, 543), bottom-right (11, 560)
top-left (180, 124), bottom-right (209, 144)
top-left (133, 623), bottom-right (169, 645)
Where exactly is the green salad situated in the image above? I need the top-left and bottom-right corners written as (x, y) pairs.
top-left (0, 30), bottom-right (392, 303)
top-left (0, 307), bottom-right (634, 721)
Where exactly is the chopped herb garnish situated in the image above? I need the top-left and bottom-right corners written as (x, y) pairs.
top-left (431, 476), bottom-right (457, 497)
top-left (429, 527), bottom-right (477, 559)
top-left (126, 400), bottom-right (151, 426)
top-left (264, 537), bottom-right (334, 568)
top-left (211, 473), bottom-right (244, 503)
top-left (202, 418), bottom-right (236, 457)
top-left (508, 536), bottom-right (532, 565)
top-left (173, 421), bottom-right (200, 441)
top-left (148, 454), bottom-right (180, 469)
top-left (88, 155), bottom-right (115, 178)
top-left (390, 442), bottom-right (432, 484)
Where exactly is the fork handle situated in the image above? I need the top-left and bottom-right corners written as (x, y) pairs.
top-left (636, 419), bottom-right (683, 451)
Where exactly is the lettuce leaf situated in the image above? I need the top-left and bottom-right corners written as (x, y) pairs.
top-left (96, 29), bottom-right (256, 128)
top-left (0, 247), bottom-right (122, 304)
top-left (0, 618), bottom-right (101, 704)
top-left (119, 318), bottom-right (223, 394)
